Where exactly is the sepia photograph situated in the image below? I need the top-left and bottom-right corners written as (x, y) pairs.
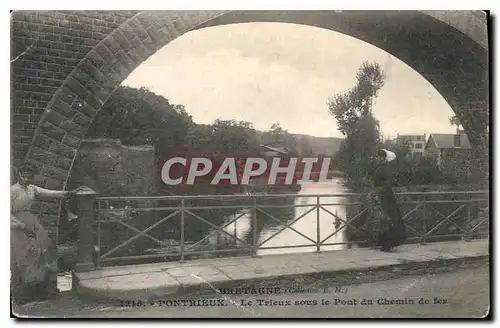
top-left (9, 9), bottom-right (490, 318)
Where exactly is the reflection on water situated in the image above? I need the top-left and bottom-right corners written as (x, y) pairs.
top-left (215, 209), bottom-right (251, 248)
top-left (216, 178), bottom-right (349, 255)
top-left (258, 179), bottom-right (348, 255)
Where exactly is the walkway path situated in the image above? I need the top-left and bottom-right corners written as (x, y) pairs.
top-left (18, 263), bottom-right (488, 318)
top-left (75, 239), bottom-right (488, 301)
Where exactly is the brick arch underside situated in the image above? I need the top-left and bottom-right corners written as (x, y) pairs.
top-left (14, 10), bottom-right (488, 239)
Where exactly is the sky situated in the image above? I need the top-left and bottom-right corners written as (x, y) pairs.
top-left (123, 22), bottom-right (457, 139)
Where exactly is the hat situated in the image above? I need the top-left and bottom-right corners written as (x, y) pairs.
top-left (377, 149), bottom-right (396, 163)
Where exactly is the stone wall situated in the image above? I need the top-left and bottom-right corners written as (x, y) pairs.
top-left (68, 138), bottom-right (157, 195)
top-left (63, 139), bottom-right (161, 256)
top-left (11, 11), bottom-right (137, 166)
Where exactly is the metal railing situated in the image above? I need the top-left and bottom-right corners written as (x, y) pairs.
top-left (90, 190), bottom-right (489, 268)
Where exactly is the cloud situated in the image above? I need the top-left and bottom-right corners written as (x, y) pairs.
top-left (123, 23), bottom-right (456, 138)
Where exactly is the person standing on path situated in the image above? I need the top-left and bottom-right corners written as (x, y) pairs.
top-left (11, 167), bottom-right (78, 303)
top-left (366, 149), bottom-right (407, 251)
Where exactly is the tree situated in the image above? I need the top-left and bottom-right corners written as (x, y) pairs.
top-left (449, 115), bottom-right (461, 128)
top-left (416, 156), bottom-right (442, 185)
top-left (391, 139), bottom-right (414, 186)
top-left (184, 124), bottom-right (215, 156)
top-left (184, 120), bottom-right (260, 158)
top-left (263, 123), bottom-right (298, 154)
top-left (328, 61), bottom-right (385, 136)
top-left (383, 138), bottom-right (443, 186)
top-left (300, 138), bottom-right (314, 157)
top-left (211, 120), bottom-right (261, 157)
top-left (327, 61), bottom-right (386, 190)
top-left (86, 86), bottom-right (193, 147)
top-left (267, 123), bottom-right (286, 147)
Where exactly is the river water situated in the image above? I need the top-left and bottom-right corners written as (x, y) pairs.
top-left (219, 177), bottom-right (349, 255)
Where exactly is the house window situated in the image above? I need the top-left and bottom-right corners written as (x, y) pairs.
top-left (453, 135), bottom-right (461, 148)
top-left (415, 143), bottom-right (422, 149)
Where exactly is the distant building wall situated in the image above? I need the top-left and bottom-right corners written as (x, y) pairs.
top-left (396, 134), bottom-right (426, 158)
top-left (425, 139), bottom-right (442, 167)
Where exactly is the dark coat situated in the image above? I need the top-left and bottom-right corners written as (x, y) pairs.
top-left (368, 161), bottom-right (406, 250)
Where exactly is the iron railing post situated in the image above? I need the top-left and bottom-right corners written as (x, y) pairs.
top-left (216, 225), bottom-right (220, 252)
top-left (252, 197), bottom-right (258, 257)
top-left (180, 198), bottom-right (185, 263)
top-left (95, 200), bottom-right (101, 269)
top-left (421, 197), bottom-right (427, 245)
top-left (234, 215), bottom-right (237, 246)
top-left (316, 196), bottom-right (321, 252)
top-left (464, 204), bottom-right (471, 241)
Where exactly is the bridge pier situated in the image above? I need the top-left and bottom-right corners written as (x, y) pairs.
top-left (74, 187), bottom-right (98, 272)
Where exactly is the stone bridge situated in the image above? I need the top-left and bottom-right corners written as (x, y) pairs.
top-left (10, 10), bottom-right (489, 238)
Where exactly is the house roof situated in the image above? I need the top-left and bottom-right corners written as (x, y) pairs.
top-left (426, 133), bottom-right (471, 149)
top-left (396, 134), bottom-right (426, 142)
top-left (260, 144), bottom-right (289, 155)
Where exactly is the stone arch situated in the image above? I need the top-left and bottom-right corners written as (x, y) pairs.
top-left (13, 10), bottom-right (488, 237)
top-left (20, 11), bottom-right (227, 191)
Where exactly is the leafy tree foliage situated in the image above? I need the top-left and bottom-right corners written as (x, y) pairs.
top-left (87, 86), bottom-right (193, 148)
top-left (261, 123), bottom-right (298, 154)
top-left (327, 61), bottom-right (444, 190)
top-left (449, 115), bottom-right (462, 128)
top-left (387, 139), bottom-right (443, 186)
top-left (327, 61), bottom-right (385, 191)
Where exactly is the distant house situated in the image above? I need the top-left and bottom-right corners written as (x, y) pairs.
top-left (395, 134), bottom-right (426, 159)
top-left (260, 144), bottom-right (293, 158)
top-left (425, 130), bottom-right (478, 182)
